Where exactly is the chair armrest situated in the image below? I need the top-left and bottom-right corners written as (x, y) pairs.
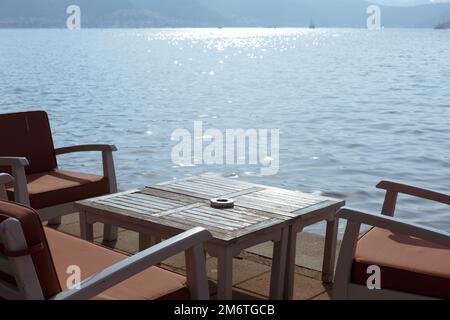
top-left (52, 227), bottom-right (212, 300)
top-left (0, 174), bottom-right (14, 200)
top-left (55, 144), bottom-right (117, 155)
top-left (55, 144), bottom-right (118, 192)
top-left (377, 181), bottom-right (450, 205)
top-left (0, 157), bottom-right (29, 167)
top-left (338, 208), bottom-right (450, 248)
top-left (0, 157), bottom-right (29, 205)
top-left (0, 173), bottom-right (14, 186)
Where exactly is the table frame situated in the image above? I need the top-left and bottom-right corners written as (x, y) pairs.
top-left (79, 207), bottom-right (289, 300)
top-left (282, 204), bottom-right (342, 299)
top-left (77, 176), bottom-right (344, 300)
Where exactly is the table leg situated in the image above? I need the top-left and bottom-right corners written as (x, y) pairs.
top-left (139, 233), bottom-right (161, 251)
top-left (283, 224), bottom-right (302, 300)
top-left (216, 248), bottom-right (233, 300)
top-left (48, 217), bottom-right (62, 226)
top-left (103, 224), bottom-right (118, 242)
top-left (79, 210), bottom-right (94, 242)
top-left (269, 226), bottom-right (288, 300)
top-left (322, 216), bottom-right (339, 283)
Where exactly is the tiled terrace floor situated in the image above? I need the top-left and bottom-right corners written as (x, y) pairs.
top-left (49, 212), bottom-right (335, 300)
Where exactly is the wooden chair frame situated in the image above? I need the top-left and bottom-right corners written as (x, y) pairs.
top-left (0, 173), bottom-right (211, 300)
top-left (0, 144), bottom-right (119, 241)
top-left (333, 180), bottom-right (450, 300)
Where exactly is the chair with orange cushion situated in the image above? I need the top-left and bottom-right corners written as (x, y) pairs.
top-left (0, 111), bottom-right (118, 241)
top-left (0, 173), bottom-right (211, 300)
top-left (333, 181), bottom-right (450, 300)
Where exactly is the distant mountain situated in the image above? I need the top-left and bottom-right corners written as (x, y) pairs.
top-left (0, 0), bottom-right (449, 28)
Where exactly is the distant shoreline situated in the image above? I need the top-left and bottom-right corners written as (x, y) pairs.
top-left (0, 26), bottom-right (442, 30)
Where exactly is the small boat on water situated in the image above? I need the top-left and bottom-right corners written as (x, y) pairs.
top-left (309, 20), bottom-right (315, 29)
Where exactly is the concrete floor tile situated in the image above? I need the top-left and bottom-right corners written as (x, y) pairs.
top-left (162, 252), bottom-right (186, 269)
top-left (312, 291), bottom-right (332, 300)
top-left (206, 256), bottom-right (271, 285)
top-left (236, 271), bottom-right (330, 300)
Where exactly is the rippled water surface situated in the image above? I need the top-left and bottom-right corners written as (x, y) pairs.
top-left (1, 28), bottom-right (449, 234)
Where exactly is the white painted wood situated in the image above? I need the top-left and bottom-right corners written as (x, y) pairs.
top-left (333, 208), bottom-right (450, 300)
top-left (269, 225), bottom-right (288, 300)
top-left (216, 247), bottom-right (233, 300)
top-left (38, 202), bottom-right (76, 221)
top-left (0, 173), bottom-right (13, 200)
top-left (185, 244), bottom-right (209, 300)
top-left (338, 209), bottom-right (450, 247)
top-left (322, 215), bottom-right (339, 283)
top-left (0, 185), bottom-right (7, 200)
top-left (0, 173), bottom-right (14, 185)
top-left (11, 165), bottom-right (30, 206)
top-left (139, 233), bottom-right (162, 251)
top-left (0, 157), bottom-right (30, 205)
top-left (55, 144), bottom-right (119, 241)
top-left (47, 217), bottom-right (62, 226)
top-left (0, 146), bottom-right (119, 241)
top-left (76, 176), bottom-right (344, 300)
top-left (79, 210), bottom-right (94, 242)
top-left (0, 279), bottom-right (22, 300)
top-left (102, 149), bottom-right (119, 241)
top-left (283, 224), bottom-right (301, 300)
top-left (0, 218), bottom-right (44, 300)
top-left (331, 219), bottom-right (360, 300)
top-left (0, 157), bottom-right (29, 167)
top-left (52, 227), bottom-right (212, 300)
top-left (0, 255), bottom-right (12, 274)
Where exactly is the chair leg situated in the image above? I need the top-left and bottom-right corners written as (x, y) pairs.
top-left (103, 224), bottom-right (118, 242)
top-left (48, 217), bottom-right (62, 226)
top-left (322, 217), bottom-right (339, 283)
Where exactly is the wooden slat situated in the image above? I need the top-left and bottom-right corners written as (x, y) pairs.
top-left (76, 175), bottom-right (344, 244)
top-left (191, 207), bottom-right (266, 224)
top-left (153, 203), bottom-right (206, 218)
top-left (162, 214), bottom-right (237, 234)
top-left (176, 179), bottom-right (240, 192)
top-left (94, 200), bottom-right (155, 216)
top-left (153, 185), bottom-right (215, 199)
top-left (180, 208), bottom-right (249, 226)
top-left (128, 193), bottom-right (187, 206)
top-left (99, 198), bottom-right (164, 212)
top-left (220, 187), bottom-right (265, 198)
top-left (196, 175), bottom-right (256, 189)
top-left (171, 211), bottom-right (243, 231)
top-left (161, 182), bottom-right (228, 196)
top-left (140, 188), bottom-right (204, 203)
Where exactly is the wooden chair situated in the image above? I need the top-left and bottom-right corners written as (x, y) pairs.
top-left (0, 173), bottom-right (211, 300)
top-left (0, 111), bottom-right (118, 241)
top-left (333, 181), bottom-right (450, 300)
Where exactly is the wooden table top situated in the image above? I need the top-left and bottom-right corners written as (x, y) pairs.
top-left (76, 174), bottom-right (344, 244)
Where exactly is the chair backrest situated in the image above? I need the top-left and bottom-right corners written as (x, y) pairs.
top-left (0, 111), bottom-right (57, 175)
top-left (0, 200), bottom-right (62, 299)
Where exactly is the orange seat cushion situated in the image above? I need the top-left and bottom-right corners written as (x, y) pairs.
top-left (0, 111), bottom-right (57, 175)
top-left (44, 227), bottom-right (190, 300)
top-left (7, 169), bottom-right (110, 209)
top-left (352, 227), bottom-right (450, 299)
top-left (0, 200), bottom-right (62, 299)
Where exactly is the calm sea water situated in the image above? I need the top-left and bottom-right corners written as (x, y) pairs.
top-left (1, 28), bottom-right (449, 235)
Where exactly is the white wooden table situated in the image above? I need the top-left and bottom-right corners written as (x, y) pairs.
top-left (75, 174), bottom-right (344, 300)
